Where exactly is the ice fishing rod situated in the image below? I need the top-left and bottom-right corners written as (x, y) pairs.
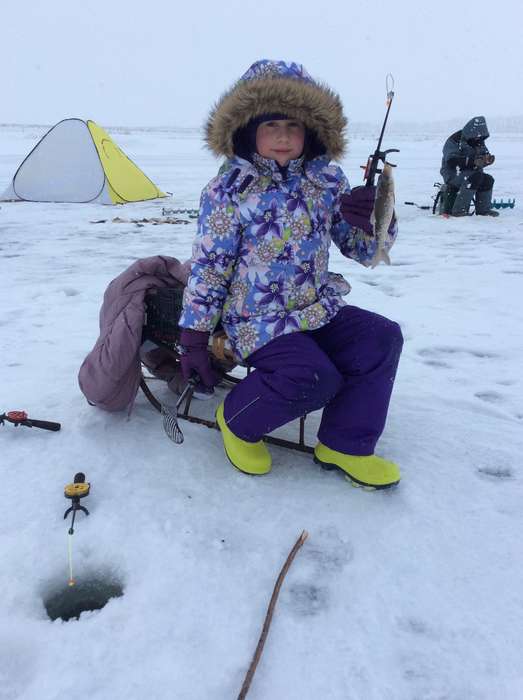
top-left (0, 410), bottom-right (61, 431)
top-left (404, 201), bottom-right (431, 210)
top-left (64, 472), bottom-right (90, 587)
top-left (362, 74), bottom-right (399, 187)
top-left (64, 473), bottom-right (90, 535)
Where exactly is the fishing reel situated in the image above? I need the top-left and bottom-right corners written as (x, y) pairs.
top-left (64, 473), bottom-right (90, 534)
top-left (362, 148), bottom-right (400, 185)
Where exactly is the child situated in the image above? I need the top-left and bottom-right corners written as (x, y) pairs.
top-left (178, 59), bottom-right (403, 489)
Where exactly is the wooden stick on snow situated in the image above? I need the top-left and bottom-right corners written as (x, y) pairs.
top-left (237, 530), bottom-right (309, 700)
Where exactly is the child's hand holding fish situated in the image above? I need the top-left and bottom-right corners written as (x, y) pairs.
top-left (340, 185), bottom-right (376, 234)
top-left (340, 163), bottom-right (396, 268)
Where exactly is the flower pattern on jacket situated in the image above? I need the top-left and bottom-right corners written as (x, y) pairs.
top-left (255, 276), bottom-right (286, 307)
top-left (179, 153), bottom-right (398, 360)
top-left (295, 259), bottom-right (315, 286)
top-left (266, 309), bottom-right (301, 335)
top-left (251, 201), bottom-right (282, 238)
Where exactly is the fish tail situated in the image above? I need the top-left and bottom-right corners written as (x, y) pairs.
top-left (370, 248), bottom-right (392, 269)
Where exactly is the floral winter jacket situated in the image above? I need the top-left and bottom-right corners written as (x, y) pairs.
top-left (179, 152), bottom-right (397, 361)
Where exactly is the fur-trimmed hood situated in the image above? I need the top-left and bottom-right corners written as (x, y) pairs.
top-left (205, 59), bottom-right (347, 161)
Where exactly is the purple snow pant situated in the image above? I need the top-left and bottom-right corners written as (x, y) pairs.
top-left (223, 306), bottom-right (403, 455)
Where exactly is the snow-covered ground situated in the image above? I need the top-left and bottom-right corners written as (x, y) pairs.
top-left (1, 124), bottom-right (522, 700)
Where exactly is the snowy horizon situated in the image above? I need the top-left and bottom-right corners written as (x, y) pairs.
top-left (2, 114), bottom-right (523, 135)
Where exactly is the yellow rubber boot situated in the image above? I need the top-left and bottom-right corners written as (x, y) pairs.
top-left (314, 442), bottom-right (400, 489)
top-left (216, 403), bottom-right (272, 475)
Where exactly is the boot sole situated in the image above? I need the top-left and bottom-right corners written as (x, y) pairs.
top-left (223, 444), bottom-right (269, 476)
top-left (313, 457), bottom-right (400, 491)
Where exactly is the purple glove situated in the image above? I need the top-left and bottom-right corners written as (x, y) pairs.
top-left (339, 186), bottom-right (376, 235)
top-left (178, 328), bottom-right (218, 389)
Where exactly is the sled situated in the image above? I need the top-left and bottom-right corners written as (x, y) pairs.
top-left (140, 286), bottom-right (314, 454)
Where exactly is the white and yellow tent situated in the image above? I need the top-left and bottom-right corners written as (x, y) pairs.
top-left (1, 118), bottom-right (166, 204)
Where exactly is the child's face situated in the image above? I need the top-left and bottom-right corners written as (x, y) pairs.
top-left (256, 119), bottom-right (305, 166)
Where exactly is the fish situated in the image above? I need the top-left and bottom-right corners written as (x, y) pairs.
top-left (370, 163), bottom-right (395, 268)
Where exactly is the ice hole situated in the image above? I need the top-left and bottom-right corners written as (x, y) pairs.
top-left (43, 575), bottom-right (124, 621)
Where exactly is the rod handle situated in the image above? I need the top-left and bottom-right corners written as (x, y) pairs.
top-left (28, 419), bottom-right (61, 431)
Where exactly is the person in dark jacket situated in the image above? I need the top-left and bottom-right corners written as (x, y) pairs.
top-left (440, 116), bottom-right (498, 216)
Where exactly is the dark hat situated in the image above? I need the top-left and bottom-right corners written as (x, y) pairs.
top-left (232, 113), bottom-right (288, 161)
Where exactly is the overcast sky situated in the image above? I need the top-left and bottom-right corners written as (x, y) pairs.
top-left (3, 0), bottom-right (522, 130)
